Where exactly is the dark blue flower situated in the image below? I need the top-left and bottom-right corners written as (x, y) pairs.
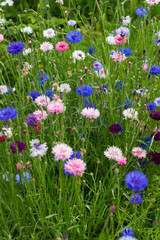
top-left (146, 103), bottom-right (156, 111)
top-left (63, 162), bottom-right (74, 177)
top-left (138, 158), bottom-right (148, 168)
top-left (66, 31), bottom-right (82, 44)
top-left (120, 47), bottom-right (132, 56)
top-left (27, 91), bottom-right (40, 101)
top-left (115, 81), bottom-right (122, 90)
top-left (26, 114), bottom-right (38, 127)
top-left (7, 42), bottom-right (25, 55)
top-left (121, 227), bottom-right (134, 236)
top-left (149, 65), bottom-right (160, 75)
top-left (83, 98), bottom-right (96, 109)
top-left (136, 7), bottom-right (148, 17)
top-left (119, 99), bottom-right (133, 110)
top-left (44, 89), bottom-right (54, 99)
top-left (125, 170), bottom-right (148, 191)
top-left (16, 172), bottom-right (32, 184)
top-left (37, 73), bottom-right (50, 85)
top-left (92, 61), bottom-right (103, 71)
top-left (77, 85), bottom-right (93, 97)
top-left (0, 107), bottom-right (18, 121)
top-left (130, 193), bottom-right (142, 204)
top-left (69, 151), bottom-right (82, 159)
top-left (89, 46), bottom-right (96, 54)
top-left (140, 136), bottom-right (151, 150)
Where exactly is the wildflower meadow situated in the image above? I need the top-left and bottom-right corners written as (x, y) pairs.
top-left (0, 0), bottom-right (160, 239)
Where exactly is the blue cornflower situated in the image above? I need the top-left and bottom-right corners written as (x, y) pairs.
top-left (89, 46), bottom-right (96, 54)
top-left (119, 99), bottom-right (133, 110)
top-left (154, 37), bottom-right (160, 46)
top-left (26, 114), bottom-right (38, 127)
top-left (27, 91), bottom-right (40, 101)
top-left (102, 85), bottom-right (108, 91)
top-left (16, 172), bottom-right (32, 184)
top-left (77, 85), bottom-right (93, 97)
top-left (6, 86), bottom-right (12, 94)
top-left (125, 170), bottom-right (148, 191)
top-left (37, 73), bottom-right (50, 85)
top-left (154, 97), bottom-right (160, 107)
top-left (121, 227), bottom-right (134, 236)
top-left (140, 136), bottom-right (151, 150)
top-left (115, 81), bottom-right (122, 90)
top-left (120, 48), bottom-right (132, 56)
top-left (0, 107), bottom-right (18, 121)
top-left (7, 42), bottom-right (25, 55)
top-left (66, 31), bottom-right (82, 44)
top-left (146, 103), bottom-right (156, 111)
top-left (136, 7), bottom-right (148, 17)
top-left (92, 61), bottom-right (103, 71)
top-left (130, 193), bottom-right (142, 204)
top-left (116, 27), bottom-right (130, 36)
top-left (69, 151), bottom-right (82, 160)
top-left (138, 158), bottom-right (148, 168)
top-left (83, 98), bottom-right (96, 109)
top-left (44, 89), bottom-right (54, 99)
top-left (149, 65), bottom-right (160, 75)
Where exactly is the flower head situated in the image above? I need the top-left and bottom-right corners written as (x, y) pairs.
top-left (106, 35), bottom-right (116, 45)
top-left (136, 7), bottom-right (148, 17)
top-left (150, 110), bottom-right (160, 120)
top-left (33, 110), bottom-right (48, 122)
top-left (115, 35), bottom-right (127, 45)
top-left (121, 227), bottom-right (134, 236)
top-left (40, 42), bottom-right (53, 52)
top-left (21, 26), bottom-right (33, 34)
top-left (112, 52), bottom-right (126, 62)
top-left (81, 107), bottom-right (100, 119)
top-left (52, 143), bottom-right (73, 161)
top-left (122, 16), bottom-right (131, 26)
top-left (43, 28), bottom-right (56, 38)
top-left (30, 139), bottom-right (48, 157)
top-left (92, 61), bottom-right (103, 71)
top-left (0, 85), bottom-right (8, 94)
top-left (109, 124), bottom-right (122, 133)
top-left (26, 114), bottom-right (38, 127)
top-left (154, 97), bottom-right (160, 107)
top-left (120, 47), bottom-right (132, 56)
top-left (64, 158), bottom-right (86, 176)
top-left (149, 65), bottom-right (160, 75)
top-left (47, 101), bottom-right (64, 114)
top-left (146, 0), bottom-right (160, 6)
top-left (117, 156), bottom-right (127, 165)
top-left (16, 172), bottom-right (32, 184)
top-left (132, 147), bottom-right (146, 158)
top-left (56, 41), bottom-right (69, 51)
top-left (104, 146), bottom-right (123, 160)
top-left (77, 85), bottom-right (93, 97)
top-left (60, 83), bottom-right (71, 93)
top-left (125, 170), bottom-right (148, 191)
top-left (72, 50), bottom-right (85, 60)
top-left (7, 42), bottom-right (25, 55)
top-left (66, 31), bottom-right (82, 44)
top-left (68, 20), bottom-right (76, 26)
top-left (116, 27), bottom-right (130, 36)
top-left (37, 72), bottom-right (50, 85)
top-left (0, 107), bottom-right (18, 121)
top-left (123, 108), bottom-right (138, 120)
top-left (119, 235), bottom-right (137, 240)
top-left (0, 34), bottom-right (4, 42)
top-left (35, 96), bottom-right (50, 107)
top-left (130, 193), bottom-right (142, 204)
top-left (10, 141), bottom-right (26, 154)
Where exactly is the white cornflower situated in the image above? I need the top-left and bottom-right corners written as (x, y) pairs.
top-left (0, 0), bottom-right (14, 6)
top-left (55, 0), bottom-right (64, 4)
top-left (106, 35), bottom-right (116, 45)
top-left (72, 50), bottom-right (85, 61)
top-left (104, 146), bottom-right (123, 160)
top-left (60, 83), bottom-right (71, 93)
top-left (0, 85), bottom-right (8, 94)
top-left (2, 126), bottom-right (12, 138)
top-left (43, 28), bottom-right (56, 38)
top-left (123, 108), bottom-right (138, 120)
top-left (40, 42), bottom-right (53, 52)
top-left (122, 16), bottom-right (131, 26)
top-left (30, 139), bottom-right (48, 157)
top-left (68, 20), bottom-right (76, 26)
top-left (23, 48), bottom-right (32, 56)
top-left (95, 68), bottom-right (106, 79)
top-left (21, 26), bottom-right (33, 34)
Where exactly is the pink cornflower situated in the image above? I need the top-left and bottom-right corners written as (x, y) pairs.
top-left (146, 0), bottom-right (160, 6)
top-left (114, 34), bottom-right (127, 45)
top-left (64, 158), bottom-right (86, 176)
top-left (40, 42), bottom-right (53, 52)
top-left (56, 41), bottom-right (69, 51)
top-left (112, 52), bottom-right (126, 62)
top-left (47, 101), bottom-right (64, 114)
top-left (52, 143), bottom-right (73, 161)
top-left (142, 64), bottom-right (148, 72)
top-left (35, 96), bottom-right (50, 107)
top-left (132, 147), bottom-right (147, 158)
top-left (0, 34), bottom-right (4, 42)
top-left (16, 162), bottom-right (23, 171)
top-left (33, 110), bottom-right (48, 121)
top-left (104, 146), bottom-right (123, 160)
top-left (81, 107), bottom-right (100, 119)
top-left (117, 156), bottom-right (127, 165)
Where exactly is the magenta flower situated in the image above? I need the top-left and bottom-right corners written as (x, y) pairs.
top-left (114, 35), bottom-right (127, 45)
top-left (56, 41), bottom-right (69, 51)
top-left (10, 141), bottom-right (26, 154)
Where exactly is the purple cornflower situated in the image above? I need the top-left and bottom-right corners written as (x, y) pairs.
top-left (116, 27), bottom-right (130, 36)
top-left (66, 31), bottom-right (82, 44)
top-left (130, 193), bottom-right (142, 204)
top-left (7, 42), bottom-right (25, 55)
top-left (10, 141), bottom-right (26, 154)
top-left (0, 107), bottom-right (18, 121)
top-left (125, 170), bottom-right (148, 191)
top-left (150, 110), bottom-right (160, 120)
top-left (26, 114), bottom-right (38, 127)
top-left (109, 124), bottom-right (122, 134)
top-left (92, 61), bottom-right (103, 71)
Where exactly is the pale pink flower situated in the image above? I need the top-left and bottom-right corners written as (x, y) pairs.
top-left (52, 143), bottom-right (73, 161)
top-left (35, 96), bottom-right (50, 107)
top-left (40, 42), bottom-right (53, 52)
top-left (142, 64), bottom-right (148, 72)
top-left (146, 0), bottom-right (160, 6)
top-left (33, 110), bottom-right (48, 121)
top-left (81, 107), bottom-right (100, 119)
top-left (112, 52), bottom-right (126, 62)
top-left (56, 41), bottom-right (69, 51)
top-left (117, 156), bottom-right (127, 165)
top-left (132, 147), bottom-right (146, 158)
top-left (114, 34), bottom-right (127, 45)
top-left (64, 158), bottom-right (86, 176)
top-left (0, 34), bottom-right (4, 42)
top-left (104, 146), bottom-right (123, 160)
top-left (47, 101), bottom-right (64, 114)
